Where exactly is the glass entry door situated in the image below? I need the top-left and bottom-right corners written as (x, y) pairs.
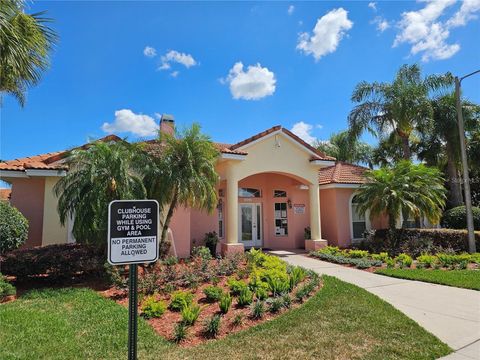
top-left (238, 203), bottom-right (262, 248)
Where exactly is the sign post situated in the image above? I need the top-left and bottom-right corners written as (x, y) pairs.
top-left (108, 200), bottom-right (159, 360)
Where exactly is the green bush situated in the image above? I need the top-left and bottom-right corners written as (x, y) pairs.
top-left (227, 278), bottom-right (248, 296)
top-left (163, 256), bottom-right (178, 266)
top-left (282, 294), bottom-right (292, 309)
top-left (255, 286), bottom-right (268, 301)
top-left (395, 253), bottom-right (413, 268)
top-left (266, 276), bottom-right (290, 295)
top-left (0, 273), bottom-right (16, 298)
top-left (203, 285), bottom-right (223, 302)
top-left (317, 246), bottom-right (342, 256)
top-left (169, 291), bottom-right (194, 312)
top-left (173, 322), bottom-right (188, 343)
top-left (288, 267), bottom-right (306, 290)
top-left (371, 252), bottom-right (390, 262)
top-left (141, 296), bottom-right (167, 319)
top-left (346, 250), bottom-right (369, 258)
top-left (250, 300), bottom-right (266, 319)
top-left (203, 231), bottom-right (219, 257)
top-left (267, 297), bottom-right (284, 313)
top-left (237, 287), bottom-right (254, 307)
top-left (0, 201), bottom-right (28, 255)
top-left (203, 314), bottom-right (221, 338)
top-left (416, 254), bottom-right (437, 268)
top-left (103, 262), bottom-right (127, 289)
top-left (181, 304), bottom-right (201, 326)
top-left (191, 246), bottom-right (212, 261)
top-left (219, 293), bottom-right (232, 314)
top-left (441, 206), bottom-right (480, 230)
top-left (310, 252), bottom-right (382, 269)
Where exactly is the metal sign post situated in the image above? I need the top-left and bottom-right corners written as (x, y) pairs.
top-left (108, 200), bottom-right (159, 360)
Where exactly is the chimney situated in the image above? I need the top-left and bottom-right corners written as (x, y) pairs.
top-left (159, 114), bottom-right (175, 138)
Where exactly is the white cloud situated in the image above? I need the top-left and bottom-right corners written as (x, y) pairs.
top-left (392, 0), bottom-right (479, 62)
top-left (222, 62), bottom-right (276, 100)
top-left (288, 5), bottom-right (295, 15)
top-left (368, 2), bottom-right (377, 11)
top-left (296, 8), bottom-right (353, 61)
top-left (170, 71), bottom-right (179, 78)
top-left (143, 46), bottom-right (156, 58)
top-left (290, 121), bottom-right (319, 145)
top-left (372, 16), bottom-right (390, 32)
top-left (101, 109), bottom-right (159, 137)
top-left (159, 50), bottom-right (197, 70)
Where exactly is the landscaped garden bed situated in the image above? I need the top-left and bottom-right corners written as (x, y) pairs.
top-left (310, 246), bottom-right (480, 290)
top-left (102, 247), bottom-right (321, 346)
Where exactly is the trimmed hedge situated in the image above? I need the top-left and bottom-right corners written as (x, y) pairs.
top-left (0, 244), bottom-right (104, 282)
top-left (0, 201), bottom-right (28, 254)
top-left (359, 228), bottom-right (480, 257)
top-left (441, 206), bottom-right (480, 230)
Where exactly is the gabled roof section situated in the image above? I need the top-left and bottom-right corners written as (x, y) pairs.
top-left (229, 125), bottom-right (335, 161)
top-left (318, 162), bottom-right (369, 185)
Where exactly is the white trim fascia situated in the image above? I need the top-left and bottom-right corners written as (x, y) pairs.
top-left (310, 160), bottom-right (335, 167)
top-left (319, 183), bottom-right (361, 190)
top-left (220, 153), bottom-right (247, 161)
top-left (0, 170), bottom-right (29, 178)
top-left (25, 169), bottom-right (67, 177)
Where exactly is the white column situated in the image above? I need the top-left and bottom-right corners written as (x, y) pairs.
top-left (309, 183), bottom-right (321, 240)
top-left (226, 171), bottom-right (239, 244)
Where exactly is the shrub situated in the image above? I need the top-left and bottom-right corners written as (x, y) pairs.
top-left (141, 296), bottom-right (166, 319)
top-left (192, 246), bottom-right (212, 261)
top-left (310, 252), bottom-right (381, 269)
top-left (0, 273), bottom-right (16, 298)
top-left (266, 276), bottom-right (290, 296)
top-left (0, 201), bottom-right (28, 254)
top-left (416, 254), bottom-right (437, 268)
top-left (282, 294), bottom-right (292, 309)
top-left (231, 314), bottom-right (243, 327)
top-left (219, 293), bottom-right (232, 314)
top-left (255, 286), bottom-right (268, 301)
top-left (227, 278), bottom-right (248, 296)
top-left (250, 301), bottom-right (266, 319)
top-left (203, 231), bottom-right (219, 257)
top-left (0, 244), bottom-right (103, 281)
top-left (169, 291), bottom-right (194, 312)
top-left (163, 256), bottom-right (178, 266)
top-left (181, 304), bottom-right (201, 326)
top-left (288, 266), bottom-right (306, 290)
top-left (104, 262), bottom-right (127, 289)
top-left (317, 246), bottom-right (342, 256)
top-left (395, 253), bottom-right (413, 268)
top-left (237, 287), bottom-right (254, 307)
top-left (346, 250), bottom-right (369, 258)
top-left (441, 206), bottom-right (480, 230)
top-left (371, 252), bottom-right (390, 262)
top-left (139, 270), bottom-right (160, 295)
top-left (203, 285), bottom-right (223, 302)
top-left (203, 314), bottom-right (221, 338)
top-left (267, 297), bottom-right (284, 313)
top-left (173, 322), bottom-right (188, 343)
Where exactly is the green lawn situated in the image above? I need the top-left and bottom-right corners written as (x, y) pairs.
top-left (0, 276), bottom-right (451, 360)
top-left (375, 268), bottom-right (480, 290)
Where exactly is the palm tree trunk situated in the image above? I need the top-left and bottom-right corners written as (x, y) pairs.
top-left (401, 136), bottom-right (411, 160)
top-left (445, 141), bottom-right (463, 207)
top-left (160, 189), bottom-right (178, 249)
top-left (388, 211), bottom-right (396, 230)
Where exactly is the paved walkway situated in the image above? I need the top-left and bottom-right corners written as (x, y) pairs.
top-left (269, 250), bottom-right (480, 360)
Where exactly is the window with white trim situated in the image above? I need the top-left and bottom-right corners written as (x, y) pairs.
top-left (217, 200), bottom-right (224, 238)
top-left (351, 195), bottom-right (366, 239)
top-left (273, 190), bottom-right (287, 198)
top-left (274, 202), bottom-right (288, 236)
top-left (238, 188), bottom-right (261, 198)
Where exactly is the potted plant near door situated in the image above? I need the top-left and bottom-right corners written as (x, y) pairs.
top-left (204, 231), bottom-right (219, 257)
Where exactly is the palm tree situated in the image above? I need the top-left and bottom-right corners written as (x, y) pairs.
top-left (315, 130), bottom-right (373, 168)
top-left (0, 0), bottom-right (57, 106)
top-left (348, 64), bottom-right (452, 160)
top-left (144, 123), bottom-right (219, 252)
top-left (54, 140), bottom-right (147, 247)
top-left (418, 94), bottom-right (480, 207)
top-left (355, 161), bottom-right (446, 230)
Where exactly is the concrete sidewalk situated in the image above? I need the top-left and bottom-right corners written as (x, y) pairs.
top-left (270, 251), bottom-right (480, 360)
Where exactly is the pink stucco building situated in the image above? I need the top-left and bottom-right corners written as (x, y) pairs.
top-left (0, 118), bottom-right (388, 257)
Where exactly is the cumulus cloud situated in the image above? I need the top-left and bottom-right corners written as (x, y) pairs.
top-left (159, 50), bottom-right (197, 70)
top-left (372, 16), bottom-right (390, 32)
top-left (290, 121), bottom-right (320, 145)
top-left (143, 46), bottom-right (156, 58)
top-left (393, 0), bottom-right (480, 62)
top-left (297, 8), bottom-right (353, 61)
top-left (288, 5), bottom-right (295, 15)
top-left (222, 62), bottom-right (276, 100)
top-left (101, 109), bottom-right (159, 137)
top-left (170, 71), bottom-right (179, 78)
top-left (368, 2), bottom-right (377, 11)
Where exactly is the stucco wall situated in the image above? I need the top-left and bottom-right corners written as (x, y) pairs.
top-left (169, 206), bottom-right (191, 258)
top-left (42, 177), bottom-right (69, 246)
top-left (319, 188), bottom-right (339, 245)
top-left (9, 177), bottom-right (46, 248)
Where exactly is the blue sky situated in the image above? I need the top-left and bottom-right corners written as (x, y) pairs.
top-left (1, 0), bottom-right (480, 161)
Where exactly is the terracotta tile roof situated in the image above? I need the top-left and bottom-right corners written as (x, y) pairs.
top-left (140, 140), bottom-right (248, 156)
top-left (0, 188), bottom-right (11, 201)
top-left (318, 162), bottom-right (369, 185)
top-left (229, 125), bottom-right (335, 161)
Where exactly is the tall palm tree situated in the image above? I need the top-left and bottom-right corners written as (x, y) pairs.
top-left (418, 94), bottom-right (480, 207)
top-left (54, 141), bottom-right (146, 246)
top-left (144, 123), bottom-right (219, 252)
top-left (0, 0), bottom-right (57, 106)
top-left (348, 64), bottom-right (452, 160)
top-left (355, 161), bottom-right (446, 230)
top-left (315, 130), bottom-right (373, 168)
